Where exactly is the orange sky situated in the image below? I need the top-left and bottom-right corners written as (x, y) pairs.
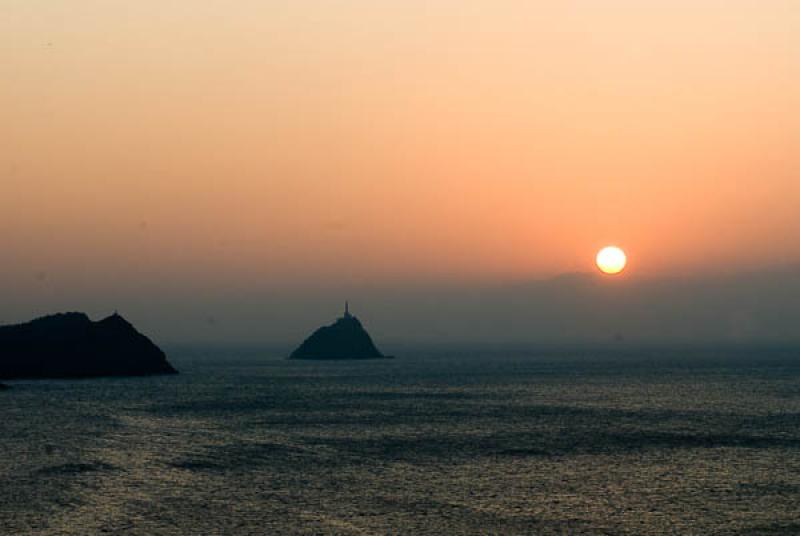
top-left (2, 0), bottom-right (799, 293)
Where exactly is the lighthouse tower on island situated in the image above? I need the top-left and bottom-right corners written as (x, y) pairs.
top-left (289, 302), bottom-right (391, 360)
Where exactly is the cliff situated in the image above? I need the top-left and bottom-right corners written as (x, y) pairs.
top-left (290, 306), bottom-right (390, 360)
top-left (0, 312), bottom-right (178, 379)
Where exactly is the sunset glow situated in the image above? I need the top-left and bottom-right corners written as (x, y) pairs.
top-left (1, 1), bottom-right (799, 341)
top-left (596, 247), bottom-right (627, 275)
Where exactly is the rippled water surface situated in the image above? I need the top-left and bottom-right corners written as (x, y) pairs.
top-left (2, 346), bottom-right (800, 535)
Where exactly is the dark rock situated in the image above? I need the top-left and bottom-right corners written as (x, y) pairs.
top-left (290, 304), bottom-right (391, 360)
top-left (0, 312), bottom-right (178, 379)
top-left (0, 383), bottom-right (8, 390)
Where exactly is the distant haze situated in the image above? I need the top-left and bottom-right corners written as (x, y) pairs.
top-left (1, 1), bottom-right (799, 344)
top-left (2, 267), bottom-right (799, 346)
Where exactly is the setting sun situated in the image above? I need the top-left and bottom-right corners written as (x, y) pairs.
top-left (596, 246), bottom-right (627, 275)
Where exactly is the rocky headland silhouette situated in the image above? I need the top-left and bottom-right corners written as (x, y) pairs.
top-left (290, 303), bottom-right (391, 360)
top-left (0, 312), bottom-right (177, 379)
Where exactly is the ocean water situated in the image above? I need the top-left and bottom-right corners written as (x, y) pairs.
top-left (2, 346), bottom-right (800, 535)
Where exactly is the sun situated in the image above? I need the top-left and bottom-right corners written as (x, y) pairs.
top-left (596, 246), bottom-right (627, 275)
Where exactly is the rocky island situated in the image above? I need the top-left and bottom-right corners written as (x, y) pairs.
top-left (0, 312), bottom-right (178, 379)
top-left (290, 303), bottom-right (391, 360)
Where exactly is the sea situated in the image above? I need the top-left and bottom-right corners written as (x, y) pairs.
top-left (2, 345), bottom-right (800, 535)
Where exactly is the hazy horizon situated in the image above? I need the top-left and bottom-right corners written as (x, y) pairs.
top-left (1, 264), bottom-right (797, 347)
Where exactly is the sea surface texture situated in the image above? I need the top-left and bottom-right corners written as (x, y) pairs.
top-left (2, 347), bottom-right (800, 535)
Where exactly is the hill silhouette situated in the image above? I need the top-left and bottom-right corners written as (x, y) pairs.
top-left (290, 304), bottom-right (390, 360)
top-left (0, 312), bottom-right (177, 379)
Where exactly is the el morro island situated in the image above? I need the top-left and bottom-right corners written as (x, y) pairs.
top-left (289, 302), bottom-right (392, 360)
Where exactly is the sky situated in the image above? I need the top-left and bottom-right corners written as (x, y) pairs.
top-left (1, 1), bottom-right (799, 344)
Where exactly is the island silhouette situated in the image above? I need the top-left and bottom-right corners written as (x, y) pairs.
top-left (289, 302), bottom-right (391, 360)
top-left (0, 312), bottom-right (177, 379)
